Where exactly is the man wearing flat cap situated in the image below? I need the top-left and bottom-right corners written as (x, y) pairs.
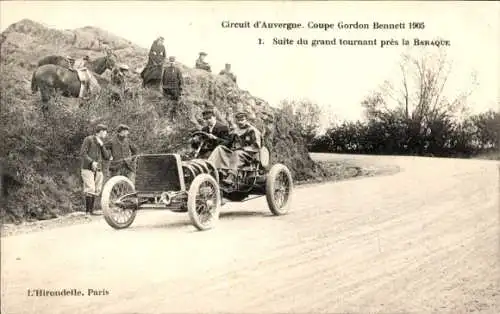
top-left (162, 56), bottom-right (184, 103)
top-left (111, 64), bottom-right (129, 87)
top-left (80, 124), bottom-right (112, 215)
top-left (106, 124), bottom-right (139, 183)
top-left (191, 106), bottom-right (230, 158)
top-left (208, 109), bottom-right (262, 185)
top-left (195, 52), bottom-right (211, 72)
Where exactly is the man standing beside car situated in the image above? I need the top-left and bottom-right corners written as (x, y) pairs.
top-left (80, 124), bottom-right (112, 215)
top-left (106, 124), bottom-right (138, 183)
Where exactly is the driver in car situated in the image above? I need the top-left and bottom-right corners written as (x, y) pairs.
top-left (191, 107), bottom-right (230, 158)
top-left (207, 109), bottom-right (261, 185)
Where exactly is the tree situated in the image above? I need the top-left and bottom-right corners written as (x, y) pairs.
top-left (469, 110), bottom-right (500, 149)
top-left (279, 99), bottom-right (322, 142)
top-left (361, 50), bottom-right (479, 155)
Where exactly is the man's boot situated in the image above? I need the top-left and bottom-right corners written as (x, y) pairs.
top-left (85, 196), bottom-right (93, 214)
top-left (88, 196), bottom-right (95, 215)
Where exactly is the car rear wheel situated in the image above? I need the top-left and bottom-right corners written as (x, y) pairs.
top-left (265, 164), bottom-right (293, 215)
top-left (187, 174), bottom-right (221, 231)
top-left (101, 176), bottom-right (137, 229)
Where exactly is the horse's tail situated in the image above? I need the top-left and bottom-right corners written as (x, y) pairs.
top-left (31, 70), bottom-right (38, 94)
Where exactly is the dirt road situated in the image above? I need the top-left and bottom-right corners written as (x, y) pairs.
top-left (1, 154), bottom-right (499, 313)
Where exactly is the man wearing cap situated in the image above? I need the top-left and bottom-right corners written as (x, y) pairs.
top-left (191, 106), bottom-right (230, 158)
top-left (82, 55), bottom-right (91, 69)
top-left (219, 63), bottom-right (237, 83)
top-left (195, 52), bottom-right (211, 72)
top-left (208, 110), bottom-right (261, 185)
top-left (106, 124), bottom-right (138, 182)
top-left (162, 56), bottom-right (183, 102)
top-left (80, 124), bottom-right (112, 215)
top-left (111, 64), bottom-right (129, 87)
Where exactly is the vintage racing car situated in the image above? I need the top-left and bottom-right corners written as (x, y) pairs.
top-left (101, 131), bottom-right (293, 231)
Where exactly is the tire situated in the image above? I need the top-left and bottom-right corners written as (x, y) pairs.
top-left (187, 174), bottom-right (221, 231)
top-left (101, 175), bottom-right (137, 229)
top-left (265, 164), bottom-right (293, 215)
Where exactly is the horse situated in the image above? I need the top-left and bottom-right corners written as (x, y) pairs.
top-left (36, 53), bottom-right (117, 75)
top-left (31, 63), bottom-right (114, 105)
top-left (37, 55), bottom-right (70, 68)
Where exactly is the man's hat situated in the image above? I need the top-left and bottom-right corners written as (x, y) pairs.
top-left (202, 107), bottom-right (215, 116)
top-left (168, 56), bottom-right (176, 62)
top-left (199, 51), bottom-right (207, 56)
top-left (234, 110), bottom-right (248, 119)
top-left (158, 36), bottom-right (164, 41)
top-left (118, 64), bottom-right (129, 70)
top-left (67, 56), bottom-right (75, 61)
top-left (117, 124), bottom-right (130, 132)
top-left (95, 124), bottom-right (108, 132)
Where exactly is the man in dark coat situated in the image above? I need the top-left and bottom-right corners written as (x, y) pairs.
top-left (106, 124), bottom-right (138, 183)
top-left (195, 52), bottom-right (211, 72)
top-left (111, 64), bottom-right (129, 87)
top-left (80, 124), bottom-right (112, 214)
top-left (148, 37), bottom-right (166, 65)
top-left (162, 56), bottom-right (183, 101)
top-left (141, 36), bottom-right (166, 87)
top-left (191, 107), bottom-right (230, 158)
top-left (208, 110), bottom-right (261, 185)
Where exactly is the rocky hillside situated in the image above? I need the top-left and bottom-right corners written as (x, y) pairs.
top-left (0, 19), bottom-right (328, 222)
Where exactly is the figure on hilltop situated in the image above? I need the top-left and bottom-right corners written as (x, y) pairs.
top-left (162, 56), bottom-right (184, 120)
top-left (141, 36), bottom-right (166, 88)
top-left (162, 56), bottom-right (183, 101)
top-left (111, 64), bottom-right (130, 87)
top-left (219, 63), bottom-right (237, 84)
top-left (195, 52), bottom-right (211, 72)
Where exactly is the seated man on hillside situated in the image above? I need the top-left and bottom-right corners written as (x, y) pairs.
top-left (191, 106), bottom-right (230, 158)
top-left (208, 110), bottom-right (261, 185)
top-left (195, 52), bottom-right (211, 72)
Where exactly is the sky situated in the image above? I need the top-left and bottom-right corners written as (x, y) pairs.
top-left (1, 1), bottom-right (499, 124)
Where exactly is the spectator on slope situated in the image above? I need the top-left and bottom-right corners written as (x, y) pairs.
top-left (162, 56), bottom-right (183, 101)
top-left (191, 106), bottom-right (230, 158)
top-left (80, 124), bottom-right (112, 215)
top-left (219, 63), bottom-right (237, 83)
top-left (111, 64), bottom-right (129, 87)
top-left (141, 36), bottom-right (166, 88)
top-left (103, 45), bottom-right (114, 58)
top-left (147, 36), bottom-right (166, 67)
top-left (195, 52), bottom-right (211, 72)
top-left (82, 55), bottom-right (91, 69)
top-left (106, 124), bottom-right (138, 183)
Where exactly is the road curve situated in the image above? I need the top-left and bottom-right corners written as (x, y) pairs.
top-left (1, 154), bottom-right (499, 314)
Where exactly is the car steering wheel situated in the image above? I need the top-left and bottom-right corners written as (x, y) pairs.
top-left (190, 131), bottom-right (213, 158)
